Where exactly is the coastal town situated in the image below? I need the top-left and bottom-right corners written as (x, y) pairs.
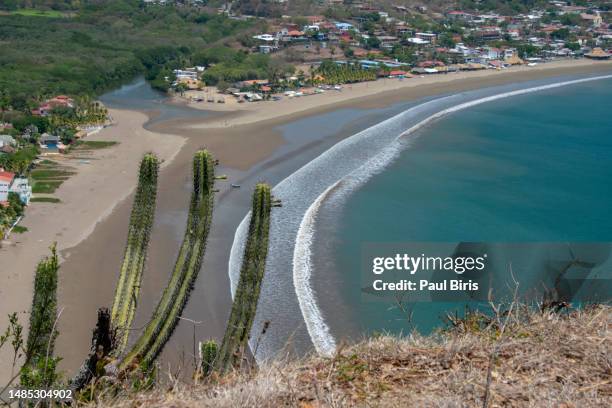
top-left (167, 0), bottom-right (611, 103)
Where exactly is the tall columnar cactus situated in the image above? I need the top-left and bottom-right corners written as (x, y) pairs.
top-left (199, 340), bottom-right (218, 377)
top-left (25, 244), bottom-right (59, 360)
top-left (120, 150), bottom-right (216, 371)
top-left (111, 153), bottom-right (159, 353)
top-left (215, 183), bottom-right (272, 373)
top-left (21, 245), bottom-right (60, 390)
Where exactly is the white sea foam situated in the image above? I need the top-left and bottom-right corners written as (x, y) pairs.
top-left (226, 74), bottom-right (612, 360)
top-left (228, 212), bottom-right (250, 296)
top-left (292, 74), bottom-right (612, 356)
top-left (292, 183), bottom-right (339, 355)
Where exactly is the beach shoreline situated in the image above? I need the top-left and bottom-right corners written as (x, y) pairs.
top-left (156, 59), bottom-right (612, 170)
top-left (0, 109), bottom-right (185, 385)
top-left (172, 59), bottom-right (612, 129)
top-left (288, 73), bottom-right (612, 359)
top-left (1, 59), bottom-right (610, 382)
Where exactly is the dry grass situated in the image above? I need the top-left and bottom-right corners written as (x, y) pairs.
top-left (88, 305), bottom-right (611, 407)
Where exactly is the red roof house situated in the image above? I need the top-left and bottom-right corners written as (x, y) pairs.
top-left (32, 95), bottom-right (75, 116)
top-left (418, 60), bottom-right (445, 68)
top-left (0, 170), bottom-right (15, 203)
top-left (389, 70), bottom-right (407, 77)
top-left (0, 171), bottom-right (14, 183)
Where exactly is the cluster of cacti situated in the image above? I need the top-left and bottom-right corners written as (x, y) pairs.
top-left (199, 340), bottom-right (218, 377)
top-left (111, 153), bottom-right (160, 353)
top-left (214, 183), bottom-right (272, 373)
top-left (119, 150), bottom-right (216, 370)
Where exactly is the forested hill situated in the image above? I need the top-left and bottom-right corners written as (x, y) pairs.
top-left (1, 0), bottom-right (78, 11)
top-left (0, 1), bottom-right (257, 110)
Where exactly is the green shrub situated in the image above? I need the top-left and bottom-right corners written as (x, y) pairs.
top-left (12, 225), bottom-right (27, 233)
top-left (30, 197), bottom-right (61, 203)
top-left (72, 140), bottom-right (117, 150)
top-left (200, 340), bottom-right (218, 377)
top-left (32, 181), bottom-right (63, 194)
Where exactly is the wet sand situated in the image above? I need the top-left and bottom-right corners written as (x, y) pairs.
top-left (176, 59), bottom-right (612, 128)
top-left (5, 60), bottom-right (609, 380)
top-left (0, 110), bottom-right (184, 385)
top-left (162, 60), bottom-right (612, 170)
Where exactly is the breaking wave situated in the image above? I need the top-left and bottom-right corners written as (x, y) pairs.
top-left (226, 74), bottom-right (612, 360)
top-left (292, 74), bottom-right (612, 356)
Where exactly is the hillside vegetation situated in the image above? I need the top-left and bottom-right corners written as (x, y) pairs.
top-left (91, 305), bottom-right (611, 407)
top-left (0, 1), bottom-right (254, 108)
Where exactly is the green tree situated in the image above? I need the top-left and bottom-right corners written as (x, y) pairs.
top-left (551, 28), bottom-right (570, 40)
top-left (365, 36), bottom-right (381, 50)
top-left (438, 33), bottom-right (456, 48)
top-left (565, 42), bottom-right (581, 51)
top-left (55, 126), bottom-right (77, 145)
top-left (175, 82), bottom-right (188, 96)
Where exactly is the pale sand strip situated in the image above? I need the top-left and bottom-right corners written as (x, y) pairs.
top-left (0, 109), bottom-right (185, 385)
top-left (179, 59), bottom-right (612, 129)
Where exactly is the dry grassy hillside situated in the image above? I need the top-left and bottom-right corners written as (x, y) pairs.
top-left (90, 305), bottom-right (611, 407)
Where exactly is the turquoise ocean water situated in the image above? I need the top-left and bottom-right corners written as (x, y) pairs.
top-left (317, 77), bottom-right (612, 339)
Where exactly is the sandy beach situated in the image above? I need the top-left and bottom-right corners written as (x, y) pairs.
top-left (162, 59), bottom-right (612, 170)
top-left (0, 110), bottom-right (184, 385)
top-left (176, 59), bottom-right (612, 130)
top-left (1, 59), bottom-right (610, 382)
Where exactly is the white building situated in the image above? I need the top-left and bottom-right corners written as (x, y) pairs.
top-left (259, 45), bottom-right (278, 54)
top-left (253, 33), bottom-right (277, 42)
top-left (11, 177), bottom-right (32, 205)
top-left (407, 37), bottom-right (430, 45)
top-left (173, 69), bottom-right (198, 80)
top-left (415, 32), bottom-right (437, 43)
top-left (504, 48), bottom-right (517, 59)
top-left (335, 22), bottom-right (354, 31)
top-left (0, 135), bottom-right (16, 148)
top-left (0, 170), bottom-right (32, 205)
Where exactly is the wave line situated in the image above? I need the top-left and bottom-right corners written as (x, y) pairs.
top-left (293, 74), bottom-right (612, 356)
